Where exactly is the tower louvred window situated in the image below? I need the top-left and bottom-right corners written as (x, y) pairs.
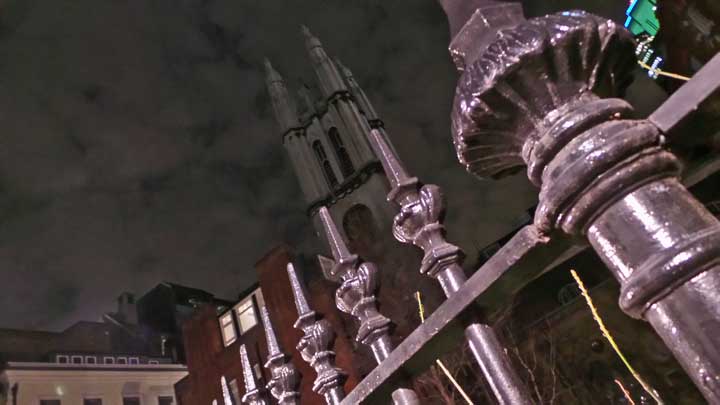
top-left (328, 127), bottom-right (354, 177)
top-left (313, 140), bottom-right (339, 188)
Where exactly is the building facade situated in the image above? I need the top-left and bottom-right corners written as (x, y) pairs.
top-left (3, 362), bottom-right (186, 405)
top-left (0, 283), bottom-right (228, 405)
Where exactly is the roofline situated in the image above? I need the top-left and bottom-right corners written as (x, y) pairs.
top-left (6, 361), bottom-right (187, 372)
top-left (252, 243), bottom-right (295, 268)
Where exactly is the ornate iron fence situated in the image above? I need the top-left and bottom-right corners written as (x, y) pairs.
top-left (231, 1), bottom-right (720, 403)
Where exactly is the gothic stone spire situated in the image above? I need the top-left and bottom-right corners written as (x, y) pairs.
top-left (299, 26), bottom-right (347, 99)
top-left (264, 58), bottom-right (299, 134)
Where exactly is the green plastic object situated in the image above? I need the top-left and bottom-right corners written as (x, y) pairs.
top-left (624, 0), bottom-right (660, 37)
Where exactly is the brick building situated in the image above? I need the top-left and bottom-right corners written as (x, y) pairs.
top-left (174, 245), bottom-right (366, 405)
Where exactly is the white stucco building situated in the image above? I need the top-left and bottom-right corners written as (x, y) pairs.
top-left (4, 362), bottom-right (187, 405)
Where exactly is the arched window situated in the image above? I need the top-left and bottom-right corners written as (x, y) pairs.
top-left (313, 140), bottom-right (339, 188)
top-left (328, 127), bottom-right (355, 178)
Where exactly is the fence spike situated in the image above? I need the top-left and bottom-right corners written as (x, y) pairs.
top-left (317, 206), bottom-right (420, 404)
top-left (260, 306), bottom-right (300, 404)
top-left (287, 261), bottom-right (346, 405)
top-left (239, 344), bottom-right (268, 405)
top-left (287, 262), bottom-right (313, 318)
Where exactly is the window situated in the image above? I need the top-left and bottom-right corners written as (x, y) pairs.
top-left (123, 398), bottom-right (140, 405)
top-left (116, 357), bottom-right (127, 365)
top-left (158, 397), bottom-right (174, 405)
top-left (219, 312), bottom-right (236, 346)
top-left (103, 357), bottom-right (115, 364)
top-left (56, 355), bottom-right (69, 364)
top-left (234, 298), bottom-right (257, 334)
top-left (71, 356), bottom-right (83, 364)
top-left (253, 363), bottom-right (263, 380)
top-left (85, 356), bottom-right (96, 364)
top-left (328, 127), bottom-right (354, 177)
top-left (83, 399), bottom-right (102, 405)
top-left (129, 357), bottom-right (139, 365)
top-left (40, 400), bottom-right (61, 405)
top-left (312, 140), bottom-right (339, 188)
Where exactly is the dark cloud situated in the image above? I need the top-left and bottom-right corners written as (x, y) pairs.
top-left (0, 0), bottom-right (638, 330)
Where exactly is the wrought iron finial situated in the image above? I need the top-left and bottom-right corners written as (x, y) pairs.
top-left (367, 129), bottom-right (419, 201)
top-left (317, 207), bottom-right (421, 403)
top-left (317, 207), bottom-right (359, 281)
top-left (366, 129), bottom-right (464, 283)
top-left (287, 262), bottom-right (313, 318)
top-left (221, 376), bottom-right (233, 405)
top-left (260, 306), bottom-right (281, 358)
top-left (287, 261), bottom-right (346, 404)
top-left (317, 207), bottom-right (392, 358)
top-left (318, 207), bottom-right (351, 260)
top-left (260, 306), bottom-right (300, 405)
top-left (239, 344), bottom-right (268, 405)
top-left (367, 115), bottom-right (531, 404)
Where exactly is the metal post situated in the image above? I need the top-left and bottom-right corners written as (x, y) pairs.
top-left (259, 307), bottom-right (301, 405)
top-left (366, 128), bottom-right (532, 404)
top-left (287, 262), bottom-right (347, 405)
top-left (317, 207), bottom-right (421, 405)
top-left (239, 344), bottom-right (269, 405)
top-left (442, 2), bottom-right (720, 401)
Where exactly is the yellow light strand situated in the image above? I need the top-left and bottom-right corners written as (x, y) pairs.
top-left (416, 291), bottom-right (474, 405)
top-left (638, 60), bottom-right (691, 81)
top-left (570, 270), bottom-right (664, 404)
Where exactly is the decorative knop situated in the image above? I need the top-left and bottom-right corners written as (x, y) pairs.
top-left (259, 306), bottom-right (300, 404)
top-left (367, 129), bottom-right (466, 281)
top-left (287, 262), bottom-right (346, 404)
top-left (317, 207), bottom-right (393, 355)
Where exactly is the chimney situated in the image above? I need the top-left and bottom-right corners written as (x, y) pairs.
top-left (117, 292), bottom-right (138, 324)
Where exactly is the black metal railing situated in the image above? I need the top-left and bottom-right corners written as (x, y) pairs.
top-left (228, 2), bottom-right (720, 404)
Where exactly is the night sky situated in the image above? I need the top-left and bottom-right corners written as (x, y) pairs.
top-left (0, 0), bottom-right (639, 331)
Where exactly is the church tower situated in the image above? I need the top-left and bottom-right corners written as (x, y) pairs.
top-left (264, 26), bottom-right (401, 257)
top-left (264, 27), bottom-right (445, 366)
